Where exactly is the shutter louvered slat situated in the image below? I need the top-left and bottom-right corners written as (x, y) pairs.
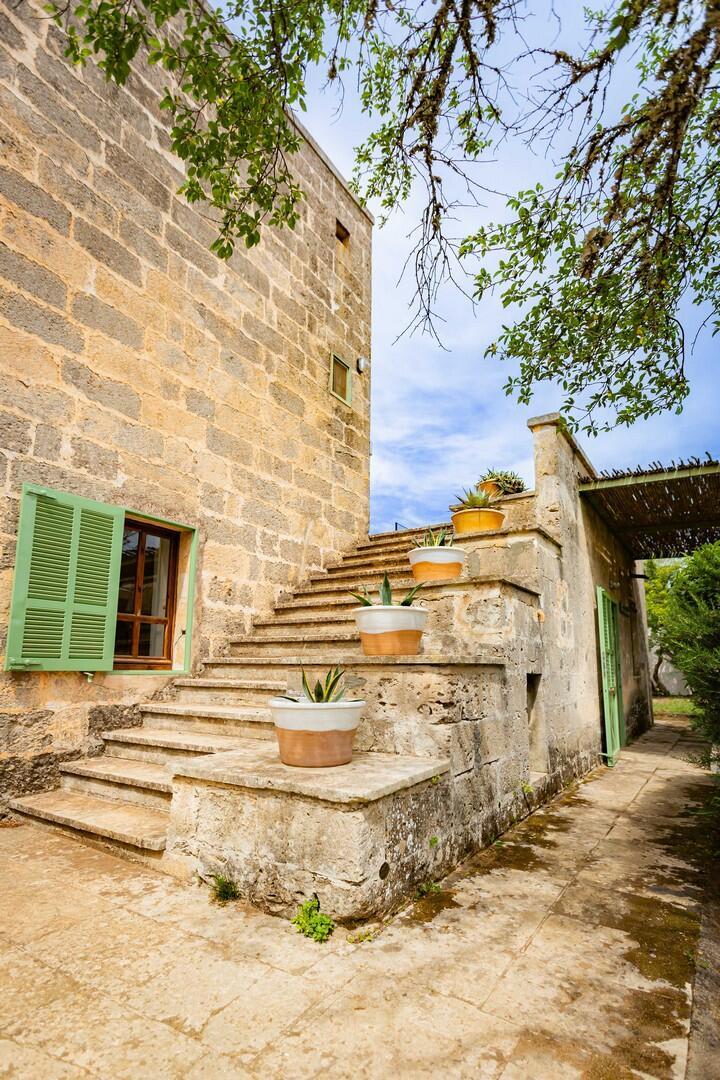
top-left (5, 486), bottom-right (124, 672)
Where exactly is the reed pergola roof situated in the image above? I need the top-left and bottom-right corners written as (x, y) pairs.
top-left (579, 456), bottom-right (720, 560)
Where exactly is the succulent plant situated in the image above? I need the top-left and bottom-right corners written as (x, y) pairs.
top-left (350, 571), bottom-right (424, 607)
top-left (281, 666), bottom-right (346, 703)
top-left (413, 527), bottom-right (453, 548)
top-left (451, 486), bottom-right (492, 511)
top-left (479, 469), bottom-right (527, 495)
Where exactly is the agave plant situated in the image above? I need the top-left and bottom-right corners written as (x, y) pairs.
top-left (281, 666), bottom-right (346, 703)
top-left (450, 486), bottom-right (491, 511)
top-left (413, 527), bottom-right (453, 548)
top-left (350, 571), bottom-right (424, 607)
top-left (479, 469), bottom-right (527, 495)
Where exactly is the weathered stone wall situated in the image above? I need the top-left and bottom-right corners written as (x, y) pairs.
top-left (528, 414), bottom-right (653, 750)
top-left (0, 0), bottom-right (372, 805)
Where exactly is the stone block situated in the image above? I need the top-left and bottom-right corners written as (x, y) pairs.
top-left (70, 437), bottom-right (119, 481)
top-left (105, 143), bottom-right (170, 212)
top-left (73, 219), bottom-right (142, 286)
top-left (62, 357), bottom-right (141, 419)
top-left (0, 285), bottom-right (82, 352)
top-left (165, 745), bottom-right (452, 918)
top-left (0, 241), bottom-right (66, 310)
top-left (71, 293), bottom-right (144, 350)
top-left (0, 410), bottom-right (32, 454)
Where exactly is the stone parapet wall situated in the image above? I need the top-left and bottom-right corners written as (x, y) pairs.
top-left (0, 0), bottom-right (371, 806)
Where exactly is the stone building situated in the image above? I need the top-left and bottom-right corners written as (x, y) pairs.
top-left (1, 0), bottom-right (653, 917)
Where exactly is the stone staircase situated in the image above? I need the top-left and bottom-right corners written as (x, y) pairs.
top-left (11, 524), bottom-right (477, 871)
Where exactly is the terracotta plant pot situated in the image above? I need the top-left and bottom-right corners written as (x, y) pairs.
top-left (269, 698), bottom-right (366, 767)
top-left (408, 546), bottom-right (466, 583)
top-left (353, 605), bottom-right (428, 656)
top-left (478, 479), bottom-right (501, 498)
top-left (450, 507), bottom-right (505, 535)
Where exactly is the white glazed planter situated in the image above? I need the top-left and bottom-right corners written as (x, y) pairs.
top-left (270, 697), bottom-right (366, 767)
top-left (408, 546), bottom-right (466, 583)
top-left (353, 604), bottom-right (428, 656)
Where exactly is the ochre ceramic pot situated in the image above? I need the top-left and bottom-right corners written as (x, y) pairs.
top-left (408, 546), bottom-right (466, 583)
top-left (451, 507), bottom-right (505, 535)
top-left (478, 480), bottom-right (501, 498)
top-left (353, 605), bottom-right (428, 656)
top-left (269, 698), bottom-right (365, 767)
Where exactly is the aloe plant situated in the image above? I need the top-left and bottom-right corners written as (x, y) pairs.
top-left (413, 527), bottom-right (453, 548)
top-left (350, 571), bottom-right (424, 607)
top-left (281, 667), bottom-right (346, 703)
top-left (479, 469), bottom-right (527, 495)
top-left (451, 486), bottom-right (491, 511)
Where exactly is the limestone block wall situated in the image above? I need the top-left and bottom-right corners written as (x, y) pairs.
top-left (528, 415), bottom-right (653, 749)
top-left (0, 0), bottom-right (371, 804)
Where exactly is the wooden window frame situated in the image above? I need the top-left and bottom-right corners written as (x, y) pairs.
top-left (113, 517), bottom-right (180, 670)
top-left (329, 352), bottom-right (352, 406)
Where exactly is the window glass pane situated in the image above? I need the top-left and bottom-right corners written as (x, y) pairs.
top-left (141, 534), bottom-right (172, 616)
top-left (117, 529), bottom-right (139, 613)
top-left (138, 622), bottom-right (166, 657)
top-left (114, 620), bottom-right (133, 655)
top-left (332, 357), bottom-right (349, 401)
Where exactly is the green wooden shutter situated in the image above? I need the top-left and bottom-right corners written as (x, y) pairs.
top-left (596, 585), bottom-right (622, 766)
top-left (5, 485), bottom-right (124, 672)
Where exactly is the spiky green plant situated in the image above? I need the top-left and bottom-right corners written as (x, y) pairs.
top-left (281, 666), bottom-right (346, 703)
top-left (413, 527), bottom-right (453, 548)
top-left (451, 487), bottom-right (491, 511)
top-left (350, 571), bottom-right (424, 608)
top-left (479, 469), bottom-right (527, 495)
top-left (210, 873), bottom-right (240, 904)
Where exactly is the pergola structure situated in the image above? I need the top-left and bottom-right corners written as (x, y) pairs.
top-left (579, 457), bottom-right (720, 560)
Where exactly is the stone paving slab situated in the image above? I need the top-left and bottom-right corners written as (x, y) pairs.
top-left (0, 716), bottom-right (716, 1079)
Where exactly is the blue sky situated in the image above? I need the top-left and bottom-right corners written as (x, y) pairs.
top-left (300, 9), bottom-right (720, 532)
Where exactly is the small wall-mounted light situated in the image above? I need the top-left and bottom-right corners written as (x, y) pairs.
top-left (356, 356), bottom-right (368, 374)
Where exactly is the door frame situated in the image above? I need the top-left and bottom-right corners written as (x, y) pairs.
top-left (596, 585), bottom-right (626, 765)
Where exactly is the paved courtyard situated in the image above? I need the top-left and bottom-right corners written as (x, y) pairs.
top-left (0, 717), bottom-right (716, 1079)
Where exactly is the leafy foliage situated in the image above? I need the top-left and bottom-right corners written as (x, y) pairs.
top-left (48, 0), bottom-right (720, 429)
top-left (350, 572), bottom-right (424, 607)
top-left (210, 873), bottom-right (240, 904)
top-left (645, 560), bottom-right (681, 694)
top-left (413, 527), bottom-right (453, 548)
top-left (479, 470), bottom-right (526, 495)
top-left (660, 543), bottom-right (720, 764)
top-left (292, 896), bottom-right (335, 942)
top-left (281, 666), bottom-right (346, 704)
top-left (451, 486), bottom-right (491, 511)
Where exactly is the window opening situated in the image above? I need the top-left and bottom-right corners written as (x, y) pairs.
top-left (114, 518), bottom-right (179, 669)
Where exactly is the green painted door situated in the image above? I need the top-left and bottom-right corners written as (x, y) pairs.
top-left (596, 586), bottom-right (625, 766)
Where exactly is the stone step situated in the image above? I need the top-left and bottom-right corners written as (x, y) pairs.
top-left (139, 702), bottom-right (273, 739)
top-left (10, 790), bottom-right (169, 853)
top-left (167, 744), bottom-right (453, 918)
top-left (230, 629), bottom-right (361, 657)
top-left (252, 611), bottom-right (356, 629)
top-left (292, 575), bottom-right (419, 600)
top-left (60, 757), bottom-right (172, 809)
top-left (307, 563), bottom-right (411, 587)
top-left (102, 727), bottom-right (254, 765)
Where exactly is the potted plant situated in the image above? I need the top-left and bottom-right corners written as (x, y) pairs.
top-left (450, 486), bottom-right (505, 535)
top-left (351, 573), bottom-right (427, 656)
top-left (408, 528), bottom-right (466, 582)
top-left (270, 667), bottom-right (365, 767)
top-left (478, 469), bottom-right (527, 497)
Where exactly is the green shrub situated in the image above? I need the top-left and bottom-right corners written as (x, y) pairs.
top-left (661, 542), bottom-right (720, 762)
top-left (210, 874), bottom-right (240, 904)
top-left (292, 897), bottom-right (335, 942)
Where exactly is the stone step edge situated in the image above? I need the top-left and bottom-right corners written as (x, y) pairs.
top-left (140, 703), bottom-right (272, 723)
top-left (9, 793), bottom-right (168, 851)
top-left (230, 631), bottom-right (360, 646)
top-left (275, 575), bottom-right (540, 607)
top-left (101, 728), bottom-right (252, 752)
top-left (171, 748), bottom-right (452, 805)
top-left (192, 652), bottom-right (507, 674)
top-left (60, 758), bottom-right (172, 793)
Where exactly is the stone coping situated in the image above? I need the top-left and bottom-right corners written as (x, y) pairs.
top-left (365, 523), bottom-right (561, 550)
top-left (171, 745), bottom-right (451, 804)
